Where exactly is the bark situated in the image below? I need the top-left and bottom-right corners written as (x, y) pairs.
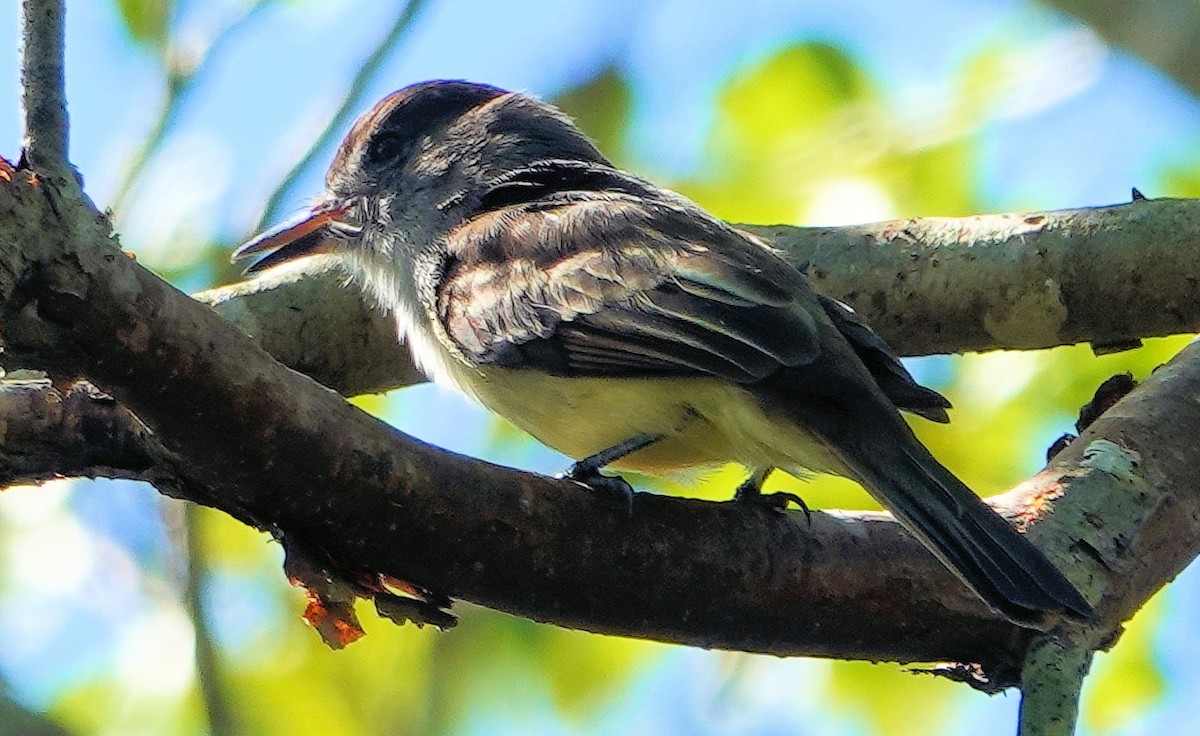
top-left (1018, 634), bottom-right (1092, 736)
top-left (18, 0), bottom-right (68, 174)
top-left (0, 378), bottom-right (159, 487)
top-left (2, 160), bottom-right (1196, 684)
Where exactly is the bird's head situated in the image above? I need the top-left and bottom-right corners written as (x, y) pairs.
top-left (234, 80), bottom-right (603, 273)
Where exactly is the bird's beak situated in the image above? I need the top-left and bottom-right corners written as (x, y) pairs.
top-left (233, 202), bottom-right (356, 274)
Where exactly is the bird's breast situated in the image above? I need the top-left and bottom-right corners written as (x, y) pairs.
top-left (444, 364), bottom-right (843, 479)
top-left (457, 366), bottom-right (730, 473)
top-left (392, 307), bottom-right (844, 480)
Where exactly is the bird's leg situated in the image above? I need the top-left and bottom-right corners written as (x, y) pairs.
top-left (733, 467), bottom-right (811, 522)
top-left (565, 433), bottom-right (663, 514)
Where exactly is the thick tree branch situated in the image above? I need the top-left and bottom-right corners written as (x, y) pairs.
top-left (4, 163), bottom-right (1197, 682)
top-left (201, 197), bottom-right (1200, 398)
top-left (749, 199), bottom-right (1200, 355)
top-left (0, 378), bottom-right (160, 487)
top-left (201, 261), bottom-right (420, 395)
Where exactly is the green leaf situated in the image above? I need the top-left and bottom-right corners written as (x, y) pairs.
top-left (717, 43), bottom-right (871, 152)
top-left (114, 0), bottom-right (172, 49)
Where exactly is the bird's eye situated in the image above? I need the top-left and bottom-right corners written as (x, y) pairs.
top-left (366, 135), bottom-right (408, 166)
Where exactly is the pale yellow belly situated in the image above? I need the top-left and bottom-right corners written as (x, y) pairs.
top-left (447, 363), bottom-right (846, 479)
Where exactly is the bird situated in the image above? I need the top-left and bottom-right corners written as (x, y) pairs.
top-left (234, 79), bottom-right (1091, 627)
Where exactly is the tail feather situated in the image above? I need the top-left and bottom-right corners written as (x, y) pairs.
top-left (839, 424), bottom-right (1092, 625)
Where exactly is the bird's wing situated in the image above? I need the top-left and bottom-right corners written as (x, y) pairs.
top-left (816, 295), bottom-right (951, 423)
top-left (434, 191), bottom-right (822, 383)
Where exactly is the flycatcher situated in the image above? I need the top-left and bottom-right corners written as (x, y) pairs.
top-left (235, 80), bottom-right (1090, 626)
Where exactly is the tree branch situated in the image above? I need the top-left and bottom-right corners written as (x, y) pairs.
top-left (1017, 633), bottom-right (1093, 735)
top-left (200, 260), bottom-right (420, 396)
top-left (19, 0), bottom-right (68, 174)
top-left (201, 197), bottom-right (1200, 399)
top-left (4, 164), bottom-right (1197, 682)
top-left (0, 683), bottom-right (71, 736)
top-left (749, 198), bottom-right (1200, 355)
top-left (0, 378), bottom-right (161, 488)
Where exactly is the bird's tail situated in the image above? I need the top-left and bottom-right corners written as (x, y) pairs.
top-left (832, 421), bottom-right (1092, 626)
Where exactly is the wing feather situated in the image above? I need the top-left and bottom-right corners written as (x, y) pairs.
top-left (435, 181), bottom-right (821, 382)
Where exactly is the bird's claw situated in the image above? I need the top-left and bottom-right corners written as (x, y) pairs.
top-left (734, 485), bottom-right (812, 525)
top-left (564, 463), bottom-right (635, 515)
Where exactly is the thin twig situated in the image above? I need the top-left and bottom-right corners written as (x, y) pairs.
top-left (19, 0), bottom-right (69, 173)
top-left (184, 504), bottom-right (238, 736)
top-left (253, 0), bottom-right (432, 230)
top-left (108, 0), bottom-right (273, 216)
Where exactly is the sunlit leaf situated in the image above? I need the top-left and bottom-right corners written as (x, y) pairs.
top-left (536, 627), bottom-right (659, 716)
top-left (194, 503), bottom-right (277, 567)
top-left (955, 46), bottom-right (1009, 129)
top-left (1160, 157), bottom-right (1200, 197)
top-left (222, 598), bottom-right (439, 735)
top-left (53, 677), bottom-right (206, 736)
top-left (415, 610), bottom-right (661, 730)
top-left (684, 43), bottom-right (878, 225)
top-left (483, 414), bottom-right (532, 455)
top-left (718, 42), bottom-right (871, 155)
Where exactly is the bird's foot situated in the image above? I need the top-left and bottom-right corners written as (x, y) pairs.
top-left (733, 479), bottom-right (812, 524)
top-left (560, 434), bottom-right (662, 515)
top-left (564, 462), bottom-right (635, 515)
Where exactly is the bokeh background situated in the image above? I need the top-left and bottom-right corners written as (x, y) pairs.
top-left (2, 1), bottom-right (1198, 734)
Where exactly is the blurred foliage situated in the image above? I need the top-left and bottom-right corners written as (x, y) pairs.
top-left (553, 66), bottom-right (633, 165)
top-left (4, 2), bottom-right (1196, 734)
top-left (1160, 153), bottom-right (1200, 197)
top-left (1082, 592), bottom-right (1167, 734)
top-left (0, 688), bottom-right (71, 736)
top-left (114, 0), bottom-right (173, 50)
top-left (826, 661), bottom-right (965, 735)
top-left (680, 42), bottom-right (974, 226)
